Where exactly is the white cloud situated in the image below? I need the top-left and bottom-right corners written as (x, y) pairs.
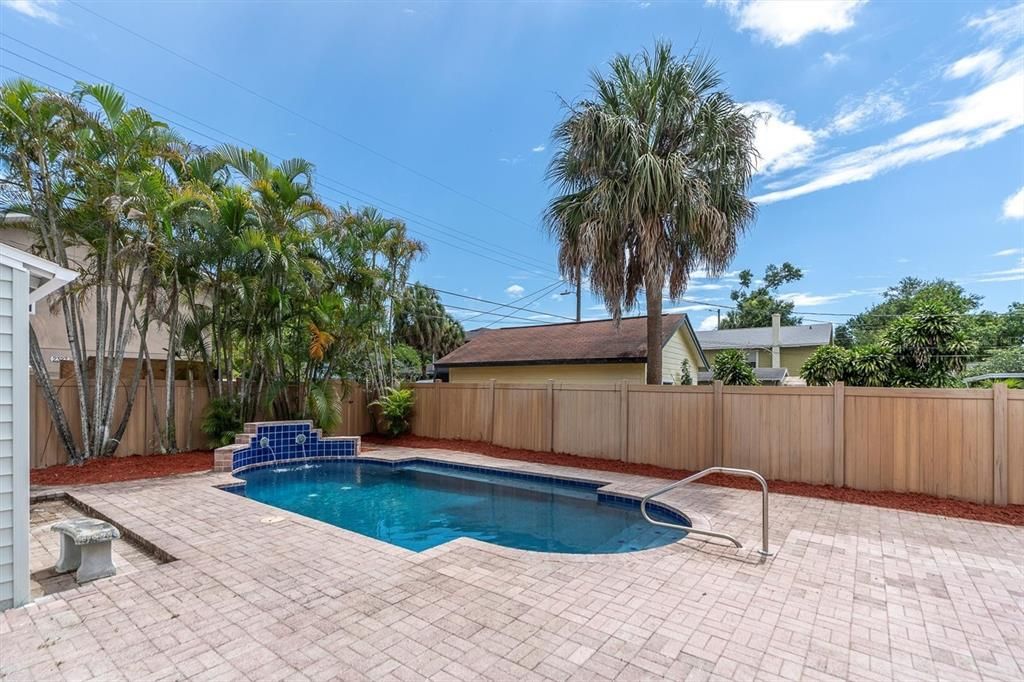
top-left (945, 49), bottom-right (1002, 79)
top-left (531, 145), bottom-right (546, 153)
top-left (779, 289), bottom-right (882, 306)
top-left (402, 7), bottom-right (416, 14)
top-left (823, 51), bottom-right (848, 67)
top-left (779, 292), bottom-right (852, 307)
top-left (664, 304), bottom-right (716, 313)
top-left (1002, 186), bottom-right (1024, 220)
top-left (505, 284), bottom-right (525, 298)
top-left (993, 248), bottom-right (1023, 257)
top-left (896, 257), bottom-right (910, 263)
top-left (498, 156), bottom-right (522, 165)
top-left (968, 4), bottom-right (1024, 39)
top-left (744, 101), bottom-right (818, 175)
top-left (5, 0), bottom-right (60, 23)
top-left (755, 63), bottom-right (1024, 203)
top-left (697, 316), bottom-right (719, 331)
top-left (750, 7), bottom-right (1023, 205)
top-left (829, 92), bottom-right (906, 134)
top-left (712, 0), bottom-right (867, 47)
top-left (973, 259), bottom-right (1024, 283)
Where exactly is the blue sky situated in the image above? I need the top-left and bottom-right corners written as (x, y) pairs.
top-left (2, 0), bottom-right (1022, 332)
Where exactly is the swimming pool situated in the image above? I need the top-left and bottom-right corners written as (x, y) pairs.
top-left (229, 459), bottom-right (689, 554)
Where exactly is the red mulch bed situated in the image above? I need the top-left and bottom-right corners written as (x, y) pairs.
top-left (364, 434), bottom-right (1024, 526)
top-left (31, 451), bottom-right (214, 486)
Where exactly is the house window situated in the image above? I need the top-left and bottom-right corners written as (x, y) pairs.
top-left (744, 350), bottom-right (758, 368)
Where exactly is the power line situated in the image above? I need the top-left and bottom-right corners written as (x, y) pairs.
top-left (482, 282), bottom-right (566, 329)
top-left (430, 286), bottom-right (574, 322)
top-left (0, 61), bottom-right (570, 325)
top-left (64, 0), bottom-right (538, 231)
top-left (0, 45), bottom-right (562, 278)
top-left (0, 35), bottom-right (556, 273)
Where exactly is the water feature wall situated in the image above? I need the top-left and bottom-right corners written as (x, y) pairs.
top-left (214, 421), bottom-right (360, 473)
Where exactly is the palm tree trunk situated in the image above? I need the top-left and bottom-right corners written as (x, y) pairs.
top-left (109, 345), bottom-right (146, 452)
top-left (28, 328), bottom-right (80, 463)
top-left (645, 283), bottom-right (663, 385)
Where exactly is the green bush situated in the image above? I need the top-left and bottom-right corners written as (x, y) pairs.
top-left (201, 396), bottom-right (243, 447)
top-left (712, 349), bottom-right (758, 386)
top-left (678, 359), bottom-right (693, 385)
top-left (370, 387), bottom-right (415, 437)
top-left (801, 345), bottom-right (849, 385)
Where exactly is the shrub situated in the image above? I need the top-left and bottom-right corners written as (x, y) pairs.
top-left (847, 344), bottom-right (899, 387)
top-left (712, 349), bottom-right (758, 385)
top-left (201, 396), bottom-right (243, 447)
top-left (801, 345), bottom-right (850, 386)
top-left (678, 359), bottom-right (693, 385)
top-left (370, 387), bottom-right (415, 437)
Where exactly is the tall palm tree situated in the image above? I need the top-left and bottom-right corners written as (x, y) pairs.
top-left (546, 42), bottom-right (758, 384)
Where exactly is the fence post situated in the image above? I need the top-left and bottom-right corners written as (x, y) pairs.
top-left (619, 381), bottom-right (629, 462)
top-left (432, 381), bottom-right (441, 439)
top-left (546, 380), bottom-right (554, 452)
top-left (487, 379), bottom-right (496, 444)
top-left (993, 382), bottom-right (1008, 506)
top-left (712, 380), bottom-right (723, 467)
top-left (833, 381), bottom-right (845, 488)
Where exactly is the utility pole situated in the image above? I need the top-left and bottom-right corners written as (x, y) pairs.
top-left (716, 308), bottom-right (721, 328)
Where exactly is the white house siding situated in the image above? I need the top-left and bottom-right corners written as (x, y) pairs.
top-left (0, 262), bottom-right (29, 609)
top-left (661, 328), bottom-right (702, 384)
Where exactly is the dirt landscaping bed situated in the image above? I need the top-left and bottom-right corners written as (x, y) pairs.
top-left (31, 451), bottom-right (214, 486)
top-left (364, 434), bottom-right (1024, 527)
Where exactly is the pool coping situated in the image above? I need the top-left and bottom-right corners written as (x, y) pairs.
top-left (214, 452), bottom-right (720, 558)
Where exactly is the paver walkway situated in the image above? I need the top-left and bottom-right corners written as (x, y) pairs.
top-left (2, 447), bottom-right (1022, 681)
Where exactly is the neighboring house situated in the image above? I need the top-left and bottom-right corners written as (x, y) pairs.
top-left (1, 220), bottom-right (171, 378)
top-left (696, 366), bottom-right (791, 386)
top-left (435, 314), bottom-right (707, 385)
top-left (696, 314), bottom-right (833, 384)
top-left (0, 245), bottom-right (76, 611)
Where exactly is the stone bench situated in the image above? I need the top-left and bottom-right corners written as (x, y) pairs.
top-left (52, 517), bottom-right (121, 583)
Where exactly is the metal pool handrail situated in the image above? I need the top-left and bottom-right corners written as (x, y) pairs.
top-left (640, 466), bottom-right (773, 557)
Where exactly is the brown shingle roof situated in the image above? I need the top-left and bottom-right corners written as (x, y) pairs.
top-left (436, 314), bottom-right (692, 367)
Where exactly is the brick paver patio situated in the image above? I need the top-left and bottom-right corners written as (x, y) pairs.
top-left (2, 447), bottom-right (1022, 681)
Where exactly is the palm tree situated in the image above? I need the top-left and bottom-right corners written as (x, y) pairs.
top-left (395, 283), bottom-right (466, 377)
top-left (546, 42), bottom-right (758, 384)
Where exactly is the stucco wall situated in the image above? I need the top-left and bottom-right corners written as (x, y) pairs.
top-left (0, 262), bottom-right (29, 610)
top-left (0, 228), bottom-right (168, 377)
top-left (449, 363), bottom-right (646, 384)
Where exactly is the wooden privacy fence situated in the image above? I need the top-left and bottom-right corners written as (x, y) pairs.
top-left (30, 378), bottom-right (212, 469)
top-left (410, 381), bottom-right (1023, 506)
top-left (30, 379), bottom-right (372, 469)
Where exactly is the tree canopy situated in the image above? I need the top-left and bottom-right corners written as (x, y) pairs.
top-left (718, 262), bottom-right (803, 329)
top-left (546, 41), bottom-right (758, 384)
top-left (1, 79), bottom-right (463, 459)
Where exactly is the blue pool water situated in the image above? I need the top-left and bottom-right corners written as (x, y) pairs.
top-left (230, 460), bottom-right (688, 553)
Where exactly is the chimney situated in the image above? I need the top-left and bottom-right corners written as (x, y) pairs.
top-left (771, 313), bottom-right (781, 369)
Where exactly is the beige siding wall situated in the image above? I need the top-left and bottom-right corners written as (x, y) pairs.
top-left (704, 345), bottom-right (820, 375)
top-left (449, 363), bottom-right (645, 384)
top-left (661, 328), bottom-right (702, 384)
